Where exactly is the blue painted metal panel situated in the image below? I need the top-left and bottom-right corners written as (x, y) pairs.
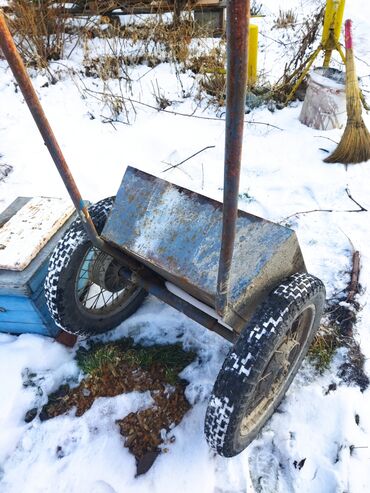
top-left (102, 167), bottom-right (306, 330)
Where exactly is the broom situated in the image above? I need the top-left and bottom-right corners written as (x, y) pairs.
top-left (324, 19), bottom-right (370, 164)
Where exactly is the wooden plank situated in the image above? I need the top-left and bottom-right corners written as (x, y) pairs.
top-left (0, 320), bottom-right (49, 336)
top-left (0, 209), bottom-right (77, 296)
top-left (195, 0), bottom-right (222, 7)
top-left (28, 259), bottom-right (49, 294)
top-left (0, 295), bottom-right (37, 312)
top-left (0, 291), bottom-right (60, 336)
top-left (0, 311), bottom-right (43, 324)
top-left (0, 296), bottom-right (44, 324)
top-left (0, 197), bottom-right (74, 271)
top-left (60, 0), bottom-right (224, 16)
top-left (0, 197), bottom-right (31, 228)
top-left (32, 287), bottom-right (61, 336)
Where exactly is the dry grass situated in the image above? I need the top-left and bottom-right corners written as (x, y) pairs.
top-left (6, 1), bottom-right (228, 109)
top-left (273, 8), bottom-right (298, 29)
top-left (199, 71), bottom-right (226, 105)
top-left (8, 0), bottom-right (69, 68)
top-left (250, 0), bottom-right (263, 16)
top-left (189, 46), bottom-right (226, 106)
top-left (79, 16), bottom-right (227, 115)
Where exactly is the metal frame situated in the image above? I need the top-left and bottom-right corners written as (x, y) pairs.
top-left (0, 1), bottom-right (249, 342)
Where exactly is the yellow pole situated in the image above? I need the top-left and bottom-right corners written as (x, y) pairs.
top-left (248, 24), bottom-right (258, 86)
top-left (334, 0), bottom-right (345, 41)
top-left (323, 0), bottom-right (346, 67)
top-left (283, 0), bottom-right (350, 104)
top-left (322, 0), bottom-right (334, 45)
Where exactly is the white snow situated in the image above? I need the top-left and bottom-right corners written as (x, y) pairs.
top-left (1, 0), bottom-right (370, 492)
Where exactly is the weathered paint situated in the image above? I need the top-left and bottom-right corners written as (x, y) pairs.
top-left (0, 296), bottom-right (44, 324)
top-left (102, 167), bottom-right (306, 332)
top-left (0, 197), bottom-right (75, 337)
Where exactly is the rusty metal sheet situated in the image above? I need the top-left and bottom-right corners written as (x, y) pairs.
top-left (102, 167), bottom-right (306, 332)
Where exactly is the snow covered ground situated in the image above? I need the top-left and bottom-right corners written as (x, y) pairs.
top-left (1, 1), bottom-right (370, 491)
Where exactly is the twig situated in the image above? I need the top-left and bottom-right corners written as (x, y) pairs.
top-left (315, 135), bottom-right (339, 145)
top-left (100, 115), bottom-right (129, 127)
top-left (100, 115), bottom-right (117, 129)
top-left (347, 251), bottom-right (361, 304)
top-left (259, 32), bottom-right (293, 48)
top-left (280, 187), bottom-right (367, 223)
top-left (280, 206), bottom-right (366, 223)
top-left (345, 188), bottom-right (368, 212)
top-left (66, 69), bottom-right (284, 130)
top-left (281, 208), bottom-right (335, 222)
top-left (355, 54), bottom-right (370, 68)
top-left (162, 145), bottom-right (215, 173)
top-left (82, 87), bottom-right (284, 130)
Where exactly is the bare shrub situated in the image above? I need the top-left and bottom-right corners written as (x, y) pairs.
top-left (271, 5), bottom-right (325, 102)
top-left (8, 0), bottom-right (69, 68)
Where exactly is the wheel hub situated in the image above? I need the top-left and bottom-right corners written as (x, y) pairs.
top-left (88, 251), bottom-right (126, 292)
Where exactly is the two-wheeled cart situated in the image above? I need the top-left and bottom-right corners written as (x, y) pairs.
top-left (0, 1), bottom-right (325, 457)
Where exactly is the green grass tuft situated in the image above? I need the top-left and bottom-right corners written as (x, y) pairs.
top-left (76, 339), bottom-right (196, 384)
top-left (308, 326), bottom-right (341, 373)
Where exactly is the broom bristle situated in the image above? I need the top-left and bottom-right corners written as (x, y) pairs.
top-left (324, 119), bottom-right (370, 163)
top-left (325, 19), bottom-right (370, 164)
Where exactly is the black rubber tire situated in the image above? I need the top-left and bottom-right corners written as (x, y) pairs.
top-left (44, 197), bottom-right (147, 336)
top-left (204, 272), bottom-right (325, 457)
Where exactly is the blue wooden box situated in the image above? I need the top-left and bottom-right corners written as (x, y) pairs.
top-left (0, 197), bottom-right (75, 337)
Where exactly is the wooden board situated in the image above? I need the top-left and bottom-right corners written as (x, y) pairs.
top-left (0, 197), bottom-right (74, 271)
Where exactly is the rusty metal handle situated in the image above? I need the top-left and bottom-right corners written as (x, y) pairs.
top-left (0, 11), bottom-right (100, 244)
top-left (216, 0), bottom-right (250, 315)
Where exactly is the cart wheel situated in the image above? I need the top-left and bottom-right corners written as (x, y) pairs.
top-left (45, 197), bottom-right (147, 336)
top-left (204, 273), bottom-right (325, 457)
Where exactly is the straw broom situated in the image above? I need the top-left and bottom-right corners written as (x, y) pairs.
top-left (324, 19), bottom-right (370, 164)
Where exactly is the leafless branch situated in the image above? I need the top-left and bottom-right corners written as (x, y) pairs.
top-left (162, 145), bottom-right (215, 173)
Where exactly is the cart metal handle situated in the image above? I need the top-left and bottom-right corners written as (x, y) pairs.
top-left (216, 0), bottom-right (249, 315)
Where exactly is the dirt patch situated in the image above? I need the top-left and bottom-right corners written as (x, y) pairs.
top-left (33, 339), bottom-right (195, 474)
top-left (309, 252), bottom-right (369, 391)
top-left (117, 385), bottom-right (190, 475)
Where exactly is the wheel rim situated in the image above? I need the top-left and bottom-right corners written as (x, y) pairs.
top-left (74, 246), bottom-right (142, 318)
top-left (240, 305), bottom-right (316, 436)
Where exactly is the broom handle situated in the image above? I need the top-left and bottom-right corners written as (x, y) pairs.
top-left (0, 11), bottom-right (101, 245)
top-left (345, 19), bottom-right (353, 49)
